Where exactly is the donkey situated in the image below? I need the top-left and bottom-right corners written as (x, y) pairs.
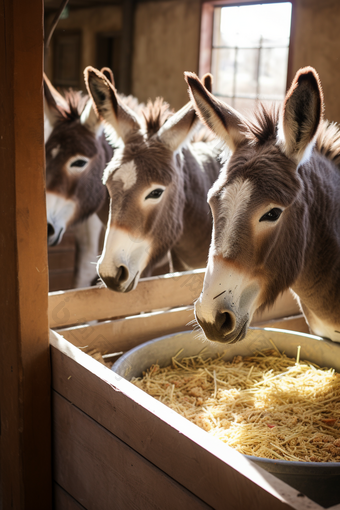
top-left (186, 66), bottom-right (340, 343)
top-left (44, 72), bottom-right (142, 287)
top-left (84, 66), bottom-right (222, 293)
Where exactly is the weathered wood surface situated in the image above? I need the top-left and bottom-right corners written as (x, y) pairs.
top-left (58, 307), bottom-right (308, 355)
top-left (54, 484), bottom-right (86, 510)
top-left (49, 269), bottom-right (300, 329)
top-left (51, 330), bottom-right (323, 510)
top-left (49, 270), bottom-right (205, 328)
top-left (58, 306), bottom-right (194, 352)
top-left (258, 315), bottom-right (310, 334)
top-left (53, 391), bottom-right (212, 510)
top-left (0, 0), bottom-right (52, 508)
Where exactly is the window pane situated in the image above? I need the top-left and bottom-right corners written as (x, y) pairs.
top-left (235, 49), bottom-right (259, 98)
top-left (234, 97), bottom-right (257, 115)
top-left (259, 47), bottom-right (289, 100)
top-left (218, 3), bottom-right (292, 49)
top-left (211, 2), bottom-right (292, 115)
top-left (211, 48), bottom-right (235, 97)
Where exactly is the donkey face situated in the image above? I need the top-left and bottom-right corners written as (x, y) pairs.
top-left (186, 67), bottom-right (323, 343)
top-left (98, 138), bottom-right (185, 292)
top-left (45, 121), bottom-right (108, 246)
top-left (44, 75), bottom-right (108, 246)
top-left (85, 66), bottom-right (199, 292)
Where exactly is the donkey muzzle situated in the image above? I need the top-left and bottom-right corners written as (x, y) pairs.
top-left (195, 303), bottom-right (248, 344)
top-left (99, 266), bottom-right (139, 293)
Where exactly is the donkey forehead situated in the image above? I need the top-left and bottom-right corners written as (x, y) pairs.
top-left (104, 142), bottom-right (174, 188)
top-left (210, 144), bottom-right (300, 207)
top-left (46, 123), bottom-right (98, 158)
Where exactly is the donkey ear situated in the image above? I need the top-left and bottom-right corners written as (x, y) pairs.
top-left (80, 98), bottom-right (103, 138)
top-left (43, 73), bottom-right (69, 112)
top-left (100, 67), bottom-right (115, 88)
top-left (278, 67), bottom-right (323, 164)
top-left (185, 72), bottom-right (247, 152)
top-left (157, 73), bottom-right (215, 153)
top-left (84, 66), bottom-right (141, 143)
top-left (202, 73), bottom-right (213, 93)
top-left (43, 73), bottom-right (70, 141)
top-left (157, 101), bottom-right (197, 152)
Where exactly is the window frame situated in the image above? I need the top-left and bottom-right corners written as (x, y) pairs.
top-left (199, 0), bottom-right (296, 96)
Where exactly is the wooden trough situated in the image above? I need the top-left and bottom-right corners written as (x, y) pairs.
top-left (48, 269), bottom-right (340, 510)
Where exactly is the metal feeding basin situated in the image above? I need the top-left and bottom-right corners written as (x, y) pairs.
top-left (112, 328), bottom-right (340, 508)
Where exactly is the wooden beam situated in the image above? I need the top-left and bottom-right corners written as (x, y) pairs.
top-left (198, 2), bottom-right (214, 77)
top-left (119, 0), bottom-right (134, 94)
top-left (0, 0), bottom-right (52, 508)
top-left (58, 306), bottom-right (195, 352)
top-left (49, 269), bottom-right (206, 329)
top-left (49, 270), bottom-right (300, 330)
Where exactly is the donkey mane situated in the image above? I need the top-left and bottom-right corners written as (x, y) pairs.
top-left (239, 103), bottom-right (340, 170)
top-left (54, 90), bottom-right (89, 124)
top-left (245, 103), bottom-right (279, 145)
top-left (315, 119), bottom-right (340, 168)
top-left (141, 97), bottom-right (173, 137)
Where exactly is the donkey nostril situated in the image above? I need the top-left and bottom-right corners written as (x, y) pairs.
top-left (47, 223), bottom-right (55, 237)
top-left (116, 265), bottom-right (129, 283)
top-left (215, 311), bottom-right (235, 334)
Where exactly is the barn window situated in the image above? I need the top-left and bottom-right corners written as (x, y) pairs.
top-left (53, 30), bottom-right (82, 89)
top-left (204, 2), bottom-right (292, 114)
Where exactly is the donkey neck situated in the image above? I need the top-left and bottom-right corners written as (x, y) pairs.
top-left (101, 131), bottom-right (114, 165)
top-left (171, 142), bottom-right (221, 270)
top-left (291, 151), bottom-right (340, 340)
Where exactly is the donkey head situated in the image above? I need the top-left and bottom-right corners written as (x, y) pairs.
top-left (44, 74), bottom-right (109, 246)
top-left (186, 67), bottom-right (323, 343)
top-left (85, 66), bottom-right (208, 292)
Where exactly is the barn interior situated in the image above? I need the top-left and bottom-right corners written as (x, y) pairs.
top-left (2, 0), bottom-right (340, 508)
top-left (44, 0), bottom-right (340, 291)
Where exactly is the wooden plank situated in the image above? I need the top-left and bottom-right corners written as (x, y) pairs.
top-left (49, 270), bottom-right (205, 328)
top-left (257, 315), bottom-right (310, 334)
top-left (49, 270), bottom-right (75, 292)
top-left (51, 331), bottom-right (322, 510)
top-left (48, 250), bottom-right (76, 271)
top-left (54, 484), bottom-right (86, 510)
top-left (53, 391), bottom-right (212, 510)
top-left (0, 0), bottom-right (52, 508)
top-left (58, 308), bottom-right (308, 356)
top-left (58, 306), bottom-right (194, 352)
top-left (49, 270), bottom-right (300, 329)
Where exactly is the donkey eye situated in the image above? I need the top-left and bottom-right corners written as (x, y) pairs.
top-left (145, 188), bottom-right (164, 200)
top-left (259, 208), bottom-right (283, 222)
top-left (70, 159), bottom-right (88, 168)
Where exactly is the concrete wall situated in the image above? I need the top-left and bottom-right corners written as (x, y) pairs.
top-left (131, 0), bottom-right (201, 111)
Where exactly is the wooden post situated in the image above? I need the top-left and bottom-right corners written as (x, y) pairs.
top-left (0, 0), bottom-right (52, 508)
top-left (119, 0), bottom-right (135, 95)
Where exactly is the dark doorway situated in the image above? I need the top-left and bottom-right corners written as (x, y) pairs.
top-left (96, 32), bottom-right (122, 89)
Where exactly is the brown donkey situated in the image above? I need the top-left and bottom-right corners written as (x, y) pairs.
top-left (44, 72), bottom-right (141, 287)
top-left (186, 67), bottom-right (340, 343)
top-left (85, 66), bottom-right (222, 293)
